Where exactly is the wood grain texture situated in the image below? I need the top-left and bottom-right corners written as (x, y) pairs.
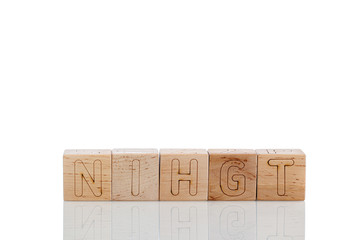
top-left (63, 149), bottom-right (112, 201)
top-left (256, 149), bottom-right (306, 201)
top-left (112, 149), bottom-right (159, 200)
top-left (208, 149), bottom-right (257, 201)
top-left (159, 149), bottom-right (208, 201)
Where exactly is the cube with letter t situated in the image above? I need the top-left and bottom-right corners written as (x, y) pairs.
top-left (256, 149), bottom-right (306, 200)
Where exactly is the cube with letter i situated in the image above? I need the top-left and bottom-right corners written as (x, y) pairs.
top-left (112, 148), bottom-right (159, 200)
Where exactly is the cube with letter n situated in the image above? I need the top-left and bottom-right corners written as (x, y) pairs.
top-left (63, 149), bottom-right (112, 201)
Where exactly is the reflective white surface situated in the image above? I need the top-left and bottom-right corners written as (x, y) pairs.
top-left (64, 201), bottom-right (304, 240)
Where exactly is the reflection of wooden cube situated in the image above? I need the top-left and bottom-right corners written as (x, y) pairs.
top-left (112, 149), bottom-right (159, 200)
top-left (257, 149), bottom-right (306, 201)
top-left (257, 201), bottom-right (305, 239)
top-left (160, 202), bottom-right (208, 239)
top-left (64, 202), bottom-right (112, 239)
top-left (208, 149), bottom-right (257, 201)
top-left (208, 202), bottom-right (256, 240)
top-left (112, 202), bottom-right (160, 239)
top-left (159, 149), bottom-right (208, 200)
top-left (63, 149), bottom-right (112, 201)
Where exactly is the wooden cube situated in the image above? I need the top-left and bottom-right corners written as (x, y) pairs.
top-left (112, 149), bottom-right (159, 200)
top-left (208, 149), bottom-right (257, 201)
top-left (256, 149), bottom-right (306, 200)
top-left (159, 149), bottom-right (208, 201)
top-left (63, 149), bottom-right (112, 201)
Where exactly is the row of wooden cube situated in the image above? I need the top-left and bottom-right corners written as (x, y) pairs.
top-left (63, 149), bottom-right (305, 201)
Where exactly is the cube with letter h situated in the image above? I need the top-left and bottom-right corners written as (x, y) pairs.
top-left (63, 149), bottom-right (112, 201)
top-left (159, 149), bottom-right (209, 200)
top-left (256, 149), bottom-right (306, 200)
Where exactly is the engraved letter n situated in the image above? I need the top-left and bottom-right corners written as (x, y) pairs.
top-left (74, 160), bottom-right (102, 197)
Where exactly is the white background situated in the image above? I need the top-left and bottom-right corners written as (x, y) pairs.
top-left (0, 0), bottom-right (359, 239)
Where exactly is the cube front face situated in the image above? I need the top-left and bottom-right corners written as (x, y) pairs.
top-left (63, 149), bottom-right (112, 201)
top-left (159, 149), bottom-right (209, 201)
top-left (112, 149), bottom-right (159, 200)
top-left (257, 149), bottom-right (306, 201)
top-left (208, 149), bottom-right (257, 201)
